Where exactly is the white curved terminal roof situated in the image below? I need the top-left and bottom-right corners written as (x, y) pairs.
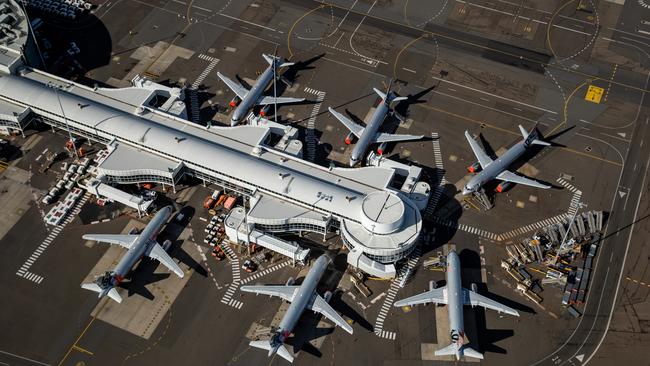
top-left (360, 191), bottom-right (405, 234)
top-left (0, 71), bottom-right (421, 241)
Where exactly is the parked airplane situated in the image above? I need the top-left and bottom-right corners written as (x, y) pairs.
top-left (394, 250), bottom-right (519, 361)
top-left (81, 205), bottom-right (184, 303)
top-left (217, 54), bottom-right (305, 126)
top-left (463, 124), bottom-right (551, 195)
top-left (241, 255), bottom-right (352, 363)
top-left (328, 83), bottom-right (423, 166)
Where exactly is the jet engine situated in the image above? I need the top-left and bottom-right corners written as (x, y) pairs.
top-left (344, 132), bottom-right (356, 145)
top-left (377, 142), bottom-right (388, 155)
top-left (467, 162), bottom-right (481, 173)
top-left (496, 181), bottom-right (512, 193)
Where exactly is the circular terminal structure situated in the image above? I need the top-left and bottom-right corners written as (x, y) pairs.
top-left (360, 191), bottom-right (405, 234)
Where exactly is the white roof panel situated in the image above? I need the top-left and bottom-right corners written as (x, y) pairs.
top-left (0, 72), bottom-right (404, 225)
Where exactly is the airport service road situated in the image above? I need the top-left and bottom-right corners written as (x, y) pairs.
top-left (531, 113), bottom-right (650, 365)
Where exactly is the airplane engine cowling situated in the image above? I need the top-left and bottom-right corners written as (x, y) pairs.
top-left (344, 132), bottom-right (356, 145)
top-left (467, 162), bottom-right (481, 173)
top-left (377, 142), bottom-right (388, 155)
top-left (324, 291), bottom-right (332, 303)
top-left (496, 181), bottom-right (512, 193)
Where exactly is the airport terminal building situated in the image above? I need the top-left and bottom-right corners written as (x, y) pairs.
top-left (0, 1), bottom-right (429, 278)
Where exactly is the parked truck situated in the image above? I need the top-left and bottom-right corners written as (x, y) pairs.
top-left (224, 196), bottom-right (237, 211)
top-left (203, 196), bottom-right (216, 209)
top-left (214, 194), bottom-right (228, 210)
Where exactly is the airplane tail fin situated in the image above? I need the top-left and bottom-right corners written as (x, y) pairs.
top-left (249, 340), bottom-right (294, 363)
top-left (520, 124), bottom-right (551, 147)
top-left (81, 282), bottom-right (123, 303)
top-left (263, 53), bottom-right (294, 69)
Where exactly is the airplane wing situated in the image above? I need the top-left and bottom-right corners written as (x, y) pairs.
top-left (240, 285), bottom-right (299, 302)
top-left (374, 132), bottom-right (423, 143)
top-left (394, 286), bottom-right (447, 307)
top-left (328, 107), bottom-right (364, 138)
top-left (463, 288), bottom-right (519, 316)
top-left (257, 96), bottom-right (305, 105)
top-left (82, 234), bottom-right (139, 249)
top-left (464, 131), bottom-right (493, 168)
top-left (146, 242), bottom-right (184, 278)
top-left (496, 170), bottom-right (551, 189)
top-left (309, 294), bottom-right (353, 334)
top-left (217, 72), bottom-right (249, 99)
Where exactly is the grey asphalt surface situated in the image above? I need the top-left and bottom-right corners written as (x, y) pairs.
top-left (1, 0), bottom-right (649, 365)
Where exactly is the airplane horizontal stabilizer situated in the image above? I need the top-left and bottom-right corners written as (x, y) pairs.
top-left (81, 282), bottom-right (102, 295)
top-left (107, 288), bottom-right (123, 303)
top-left (462, 346), bottom-right (484, 360)
top-left (275, 344), bottom-right (294, 363)
top-left (373, 87), bottom-right (407, 104)
top-left (434, 343), bottom-right (458, 357)
top-left (520, 124), bottom-right (551, 147)
top-left (263, 53), bottom-right (294, 68)
top-left (531, 139), bottom-right (551, 146)
top-left (434, 343), bottom-right (484, 360)
top-left (250, 340), bottom-right (273, 352)
top-left (81, 283), bottom-right (123, 303)
top-left (249, 340), bottom-right (294, 363)
top-left (373, 87), bottom-right (387, 101)
top-left (518, 124), bottom-right (530, 140)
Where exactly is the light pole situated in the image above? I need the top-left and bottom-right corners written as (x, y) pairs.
top-left (21, 2), bottom-right (79, 159)
top-left (49, 82), bottom-right (79, 159)
top-left (272, 46), bottom-right (279, 124)
top-left (553, 200), bottom-right (587, 264)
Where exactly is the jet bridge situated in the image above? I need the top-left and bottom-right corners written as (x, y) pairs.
top-left (224, 206), bottom-right (310, 264)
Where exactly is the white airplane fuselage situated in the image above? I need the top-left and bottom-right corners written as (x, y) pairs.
top-left (275, 255), bottom-right (329, 344)
top-left (463, 141), bottom-right (527, 195)
top-left (445, 250), bottom-right (466, 360)
top-left (349, 101), bottom-right (389, 166)
top-left (111, 205), bottom-right (172, 280)
top-left (231, 64), bottom-right (276, 125)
